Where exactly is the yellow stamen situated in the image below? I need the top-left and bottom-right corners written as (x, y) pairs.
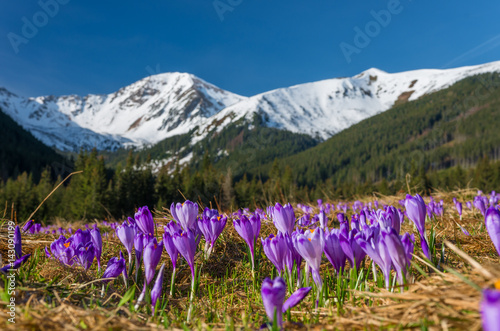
top-left (308, 238), bottom-right (312, 242)
top-left (495, 279), bottom-right (500, 290)
top-left (64, 242), bottom-right (70, 248)
top-left (217, 216), bottom-right (221, 221)
top-left (309, 229), bottom-right (314, 233)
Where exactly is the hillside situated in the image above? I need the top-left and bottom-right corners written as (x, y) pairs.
top-left (0, 106), bottom-right (66, 181)
top-left (261, 72), bottom-right (500, 192)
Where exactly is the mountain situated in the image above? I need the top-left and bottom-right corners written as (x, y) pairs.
top-left (0, 73), bottom-right (245, 151)
top-left (196, 61), bottom-right (500, 141)
top-left (0, 105), bottom-right (66, 181)
top-left (1, 61), bottom-right (500, 155)
top-left (255, 72), bottom-right (500, 194)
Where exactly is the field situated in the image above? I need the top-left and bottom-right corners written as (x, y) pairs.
top-left (1, 189), bottom-right (499, 330)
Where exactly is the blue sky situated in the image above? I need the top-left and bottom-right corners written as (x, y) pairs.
top-left (1, 0), bottom-right (500, 97)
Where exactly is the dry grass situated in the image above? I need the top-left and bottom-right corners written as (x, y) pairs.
top-left (1, 191), bottom-right (499, 330)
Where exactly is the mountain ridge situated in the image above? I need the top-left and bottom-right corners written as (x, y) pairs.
top-left (2, 60), bottom-right (500, 152)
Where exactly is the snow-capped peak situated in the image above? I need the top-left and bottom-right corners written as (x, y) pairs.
top-left (1, 60), bottom-right (500, 152)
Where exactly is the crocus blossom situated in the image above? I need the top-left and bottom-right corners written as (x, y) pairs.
top-left (198, 210), bottom-right (227, 259)
top-left (293, 227), bottom-right (325, 291)
top-left (262, 233), bottom-right (288, 275)
top-left (116, 221), bottom-right (135, 266)
top-left (134, 206), bottom-right (155, 236)
top-left (233, 214), bottom-right (261, 271)
top-left (405, 194), bottom-right (431, 260)
top-left (90, 225), bottom-right (103, 271)
top-left (172, 229), bottom-right (197, 279)
top-left (269, 203), bottom-right (295, 235)
top-left (171, 200), bottom-right (199, 232)
top-left (324, 228), bottom-right (346, 274)
top-left (143, 238), bottom-right (164, 285)
top-left (102, 255), bottom-right (126, 283)
top-left (261, 277), bottom-right (311, 328)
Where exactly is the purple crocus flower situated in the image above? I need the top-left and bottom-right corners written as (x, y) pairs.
top-left (475, 197), bottom-right (487, 216)
top-left (355, 231), bottom-right (392, 289)
top-left (76, 242), bottom-right (95, 270)
top-left (14, 225), bottom-right (22, 259)
top-left (163, 225), bottom-right (179, 270)
top-left (455, 201), bottom-right (463, 218)
top-left (481, 288), bottom-right (500, 331)
top-left (269, 203), bottom-right (295, 235)
top-left (73, 229), bottom-right (91, 248)
top-left (22, 220), bottom-right (34, 233)
top-left (47, 235), bottom-right (75, 266)
top-left (405, 194), bottom-right (431, 260)
top-left (324, 228), bottom-right (346, 274)
top-left (261, 277), bottom-right (312, 328)
top-left (172, 229), bottom-right (197, 279)
top-left (385, 206), bottom-right (402, 234)
top-left (318, 208), bottom-right (328, 229)
top-left (282, 286), bottom-right (312, 312)
top-left (90, 225), bottom-right (103, 272)
top-left (171, 200), bottom-right (199, 232)
top-left (261, 233), bottom-right (288, 275)
top-left (151, 263), bottom-right (166, 315)
top-left (261, 277), bottom-right (287, 327)
top-left (400, 232), bottom-right (415, 266)
top-left (293, 228), bottom-right (325, 291)
top-left (198, 212), bottom-right (227, 259)
top-left (143, 238), bottom-right (164, 285)
top-left (485, 207), bottom-right (500, 256)
top-left (233, 214), bottom-right (261, 272)
top-left (116, 221), bottom-right (135, 266)
top-left (286, 230), bottom-right (303, 279)
top-left (134, 206), bottom-right (155, 236)
top-left (466, 201), bottom-right (472, 210)
top-left (0, 254), bottom-right (31, 274)
top-left (339, 228), bottom-right (366, 270)
top-left (102, 255), bottom-right (126, 283)
top-left (381, 227), bottom-right (408, 286)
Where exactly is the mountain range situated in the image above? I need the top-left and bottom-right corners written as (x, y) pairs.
top-left (2, 61), bottom-right (500, 158)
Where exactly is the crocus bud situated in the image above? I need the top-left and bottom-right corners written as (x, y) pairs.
top-left (134, 206), bottom-right (155, 236)
top-left (22, 220), bottom-right (34, 233)
top-left (90, 225), bottom-right (103, 271)
top-left (172, 230), bottom-right (197, 279)
top-left (116, 221), bottom-right (134, 265)
top-left (143, 238), bottom-right (163, 285)
top-left (485, 207), bottom-right (500, 256)
top-left (151, 263), bottom-right (166, 315)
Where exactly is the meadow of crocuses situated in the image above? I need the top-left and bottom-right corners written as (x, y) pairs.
top-left (1, 190), bottom-right (500, 330)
